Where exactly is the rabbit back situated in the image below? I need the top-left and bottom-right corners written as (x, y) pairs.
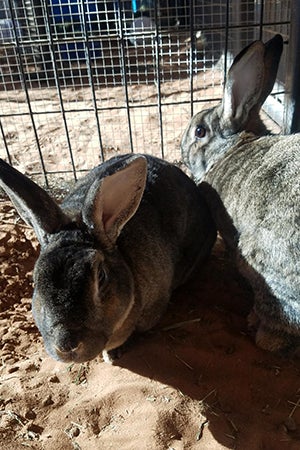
top-left (201, 134), bottom-right (300, 335)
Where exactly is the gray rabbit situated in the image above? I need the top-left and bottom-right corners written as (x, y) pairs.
top-left (181, 34), bottom-right (300, 354)
top-left (0, 154), bottom-right (216, 363)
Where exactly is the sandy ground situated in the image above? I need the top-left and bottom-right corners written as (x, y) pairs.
top-left (1, 199), bottom-right (300, 450)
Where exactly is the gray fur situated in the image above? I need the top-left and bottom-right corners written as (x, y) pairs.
top-left (0, 154), bottom-right (216, 363)
top-left (181, 34), bottom-right (300, 354)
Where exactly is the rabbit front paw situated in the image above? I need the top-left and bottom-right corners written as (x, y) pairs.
top-left (255, 324), bottom-right (288, 352)
top-left (102, 347), bottom-right (124, 364)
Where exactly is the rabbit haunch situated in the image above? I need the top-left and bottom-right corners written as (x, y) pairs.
top-left (181, 34), bottom-right (300, 355)
top-left (0, 155), bottom-right (216, 363)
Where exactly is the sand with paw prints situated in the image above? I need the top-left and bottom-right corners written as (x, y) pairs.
top-left (1, 200), bottom-right (300, 450)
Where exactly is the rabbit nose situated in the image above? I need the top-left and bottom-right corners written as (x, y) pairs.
top-left (54, 329), bottom-right (82, 354)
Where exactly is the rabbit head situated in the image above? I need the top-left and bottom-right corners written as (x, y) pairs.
top-left (0, 156), bottom-right (147, 363)
top-left (181, 34), bottom-right (284, 183)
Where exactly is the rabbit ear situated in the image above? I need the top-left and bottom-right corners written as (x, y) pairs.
top-left (82, 156), bottom-right (147, 246)
top-left (253, 34), bottom-right (283, 109)
top-left (0, 159), bottom-right (70, 245)
top-left (221, 34), bottom-right (283, 132)
top-left (221, 40), bottom-right (265, 132)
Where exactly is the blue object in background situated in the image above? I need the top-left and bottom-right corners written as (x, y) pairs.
top-left (131, 0), bottom-right (138, 14)
top-left (131, 1), bottom-right (155, 14)
top-left (0, 18), bottom-right (21, 43)
top-left (48, 0), bottom-right (102, 61)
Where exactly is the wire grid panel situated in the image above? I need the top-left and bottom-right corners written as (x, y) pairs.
top-left (0, 0), bottom-right (291, 186)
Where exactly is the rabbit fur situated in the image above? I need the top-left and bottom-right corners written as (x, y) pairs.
top-left (0, 154), bottom-right (216, 363)
top-left (181, 34), bottom-right (300, 355)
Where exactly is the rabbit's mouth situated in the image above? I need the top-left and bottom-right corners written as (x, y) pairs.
top-left (52, 341), bottom-right (106, 363)
top-left (54, 341), bottom-right (89, 363)
top-left (45, 327), bottom-right (108, 363)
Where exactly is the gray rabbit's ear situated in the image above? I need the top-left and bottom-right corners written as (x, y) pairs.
top-left (254, 34), bottom-right (283, 109)
top-left (221, 34), bottom-right (283, 133)
top-left (221, 40), bottom-right (265, 132)
top-left (0, 159), bottom-right (70, 245)
top-left (82, 156), bottom-right (147, 246)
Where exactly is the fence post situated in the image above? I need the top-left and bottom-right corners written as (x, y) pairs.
top-left (284, 0), bottom-right (300, 133)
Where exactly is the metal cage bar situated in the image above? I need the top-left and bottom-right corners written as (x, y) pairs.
top-left (116, 0), bottom-right (134, 154)
top-left (284, 0), bottom-right (300, 134)
top-left (79, 0), bottom-right (105, 162)
top-left (5, 0), bottom-right (49, 185)
top-left (42, 1), bottom-right (78, 181)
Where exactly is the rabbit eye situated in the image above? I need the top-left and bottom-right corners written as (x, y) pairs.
top-left (98, 268), bottom-right (106, 285)
top-left (195, 125), bottom-right (206, 139)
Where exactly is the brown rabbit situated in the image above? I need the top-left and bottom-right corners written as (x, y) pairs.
top-left (0, 154), bottom-right (216, 363)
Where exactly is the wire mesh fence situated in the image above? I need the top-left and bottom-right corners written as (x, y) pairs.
top-left (0, 0), bottom-right (292, 186)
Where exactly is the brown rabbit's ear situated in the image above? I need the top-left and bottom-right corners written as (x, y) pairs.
top-left (82, 156), bottom-right (147, 246)
top-left (221, 34), bottom-right (283, 133)
top-left (0, 159), bottom-right (70, 245)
